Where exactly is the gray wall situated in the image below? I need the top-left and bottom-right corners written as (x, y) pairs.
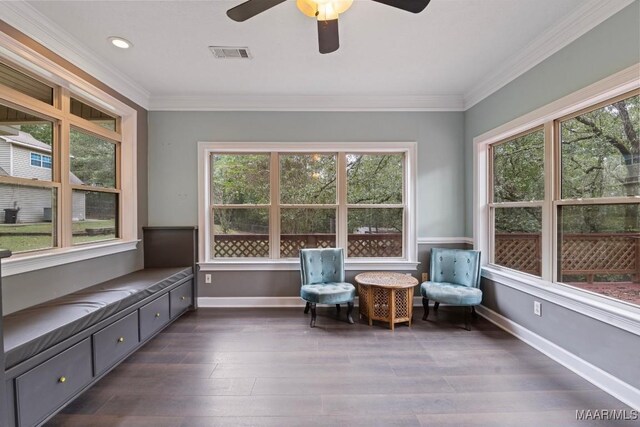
top-left (465, 3), bottom-right (640, 391)
top-left (148, 111), bottom-right (466, 239)
top-left (464, 2), bottom-right (640, 236)
top-left (482, 279), bottom-right (640, 390)
top-left (197, 242), bottom-right (467, 299)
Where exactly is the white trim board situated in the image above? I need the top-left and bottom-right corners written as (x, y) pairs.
top-left (149, 94), bottom-right (465, 112)
top-left (417, 237), bottom-right (473, 245)
top-left (198, 296), bottom-right (429, 308)
top-left (476, 305), bottom-right (640, 411)
top-left (1, 240), bottom-right (140, 277)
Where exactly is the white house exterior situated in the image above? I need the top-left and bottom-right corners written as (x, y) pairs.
top-left (0, 131), bottom-right (85, 223)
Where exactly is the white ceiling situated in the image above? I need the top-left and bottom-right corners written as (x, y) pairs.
top-left (0, 0), bottom-right (634, 110)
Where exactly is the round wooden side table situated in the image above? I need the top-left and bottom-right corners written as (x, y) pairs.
top-left (355, 272), bottom-right (419, 330)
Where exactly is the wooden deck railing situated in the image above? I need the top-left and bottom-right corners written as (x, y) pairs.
top-left (495, 232), bottom-right (640, 282)
top-left (213, 233), bottom-right (403, 258)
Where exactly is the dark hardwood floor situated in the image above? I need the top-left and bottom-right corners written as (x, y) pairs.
top-left (47, 307), bottom-right (633, 427)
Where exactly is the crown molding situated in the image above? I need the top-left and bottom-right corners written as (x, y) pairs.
top-left (0, 1), bottom-right (150, 109)
top-left (463, 0), bottom-right (635, 110)
top-left (148, 94), bottom-right (465, 112)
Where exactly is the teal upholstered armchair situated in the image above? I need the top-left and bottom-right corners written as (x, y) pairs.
top-left (421, 248), bottom-right (482, 330)
top-left (300, 248), bottom-right (356, 328)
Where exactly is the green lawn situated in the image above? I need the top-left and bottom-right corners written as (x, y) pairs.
top-left (0, 219), bottom-right (116, 253)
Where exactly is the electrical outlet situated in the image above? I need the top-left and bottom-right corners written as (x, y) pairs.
top-left (205, 274), bottom-right (212, 284)
top-left (421, 273), bottom-right (429, 282)
top-left (533, 301), bottom-right (542, 316)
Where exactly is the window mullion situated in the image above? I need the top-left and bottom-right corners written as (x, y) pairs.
top-left (271, 152), bottom-right (280, 259)
top-left (59, 88), bottom-right (72, 247)
top-left (541, 121), bottom-right (554, 282)
top-left (337, 152), bottom-right (347, 254)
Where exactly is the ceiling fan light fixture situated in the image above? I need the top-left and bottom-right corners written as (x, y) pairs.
top-left (296, 0), bottom-right (353, 20)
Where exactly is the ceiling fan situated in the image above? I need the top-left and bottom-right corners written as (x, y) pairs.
top-left (226, 0), bottom-right (431, 54)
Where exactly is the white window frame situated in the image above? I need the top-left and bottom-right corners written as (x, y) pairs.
top-left (198, 141), bottom-right (418, 271)
top-left (0, 32), bottom-right (138, 276)
top-left (474, 63), bottom-right (640, 333)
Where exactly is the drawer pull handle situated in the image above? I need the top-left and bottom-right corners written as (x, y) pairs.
top-left (181, 296), bottom-right (186, 301)
top-left (58, 376), bottom-right (66, 383)
top-left (118, 337), bottom-right (125, 343)
top-left (155, 312), bottom-right (161, 317)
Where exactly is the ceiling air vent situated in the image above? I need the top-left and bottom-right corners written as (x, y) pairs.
top-left (209, 46), bottom-right (252, 59)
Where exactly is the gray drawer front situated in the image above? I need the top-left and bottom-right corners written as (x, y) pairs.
top-left (93, 311), bottom-right (139, 375)
top-left (139, 293), bottom-right (170, 341)
top-left (170, 281), bottom-right (193, 318)
top-left (16, 338), bottom-right (92, 427)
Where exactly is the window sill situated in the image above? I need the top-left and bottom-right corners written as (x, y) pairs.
top-left (482, 265), bottom-right (640, 336)
top-left (1, 239), bottom-right (140, 277)
top-left (199, 259), bottom-right (420, 272)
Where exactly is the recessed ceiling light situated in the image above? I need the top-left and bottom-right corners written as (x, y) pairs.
top-left (108, 37), bottom-right (132, 49)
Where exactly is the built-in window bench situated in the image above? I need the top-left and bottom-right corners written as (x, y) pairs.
top-left (1, 227), bottom-right (197, 427)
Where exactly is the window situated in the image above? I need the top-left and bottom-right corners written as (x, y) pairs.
top-left (484, 90), bottom-right (639, 307)
top-left (29, 153), bottom-right (51, 169)
top-left (490, 129), bottom-right (544, 276)
top-left (199, 142), bottom-right (417, 267)
top-left (30, 152), bottom-right (42, 167)
top-left (0, 53), bottom-right (137, 263)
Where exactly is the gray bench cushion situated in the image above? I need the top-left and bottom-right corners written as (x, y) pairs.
top-left (3, 267), bottom-right (192, 369)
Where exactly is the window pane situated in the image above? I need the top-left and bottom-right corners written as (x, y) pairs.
top-left (347, 208), bottom-right (403, 257)
top-left (70, 97), bottom-right (118, 131)
top-left (492, 130), bottom-right (544, 202)
top-left (213, 208), bottom-right (269, 258)
top-left (0, 62), bottom-right (53, 105)
top-left (0, 104), bottom-right (54, 181)
top-left (70, 128), bottom-right (116, 188)
top-left (558, 204), bottom-right (639, 306)
top-left (347, 154), bottom-right (403, 204)
top-left (211, 154), bottom-right (270, 205)
top-left (0, 183), bottom-right (56, 252)
top-left (280, 154), bottom-right (336, 204)
top-left (72, 190), bottom-right (117, 245)
top-left (280, 208), bottom-right (336, 258)
top-left (561, 95), bottom-right (640, 199)
top-left (494, 207), bottom-right (542, 276)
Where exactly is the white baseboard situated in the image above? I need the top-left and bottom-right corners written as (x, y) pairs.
top-left (198, 296), bottom-right (428, 308)
top-left (476, 305), bottom-right (640, 411)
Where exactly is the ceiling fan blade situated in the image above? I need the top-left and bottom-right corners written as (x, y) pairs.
top-left (318, 19), bottom-right (339, 54)
top-left (226, 0), bottom-right (288, 22)
top-left (370, 0), bottom-right (431, 13)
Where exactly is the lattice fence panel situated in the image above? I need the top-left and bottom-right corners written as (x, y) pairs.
top-left (213, 235), bottom-right (269, 258)
top-left (348, 234), bottom-right (403, 258)
top-left (280, 234), bottom-right (336, 258)
top-left (495, 233), bottom-right (541, 276)
top-left (560, 234), bottom-right (637, 274)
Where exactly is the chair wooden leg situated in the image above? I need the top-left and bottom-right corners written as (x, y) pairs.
top-left (471, 306), bottom-right (478, 319)
top-left (464, 306), bottom-right (471, 331)
top-left (310, 303), bottom-right (317, 328)
top-left (336, 304), bottom-right (341, 314)
top-left (433, 301), bottom-right (440, 312)
top-left (304, 301), bottom-right (310, 314)
top-left (347, 302), bottom-right (354, 324)
top-left (422, 297), bottom-right (429, 320)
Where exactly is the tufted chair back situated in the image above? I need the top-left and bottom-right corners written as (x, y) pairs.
top-left (300, 248), bottom-right (345, 286)
top-left (429, 248), bottom-right (481, 288)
